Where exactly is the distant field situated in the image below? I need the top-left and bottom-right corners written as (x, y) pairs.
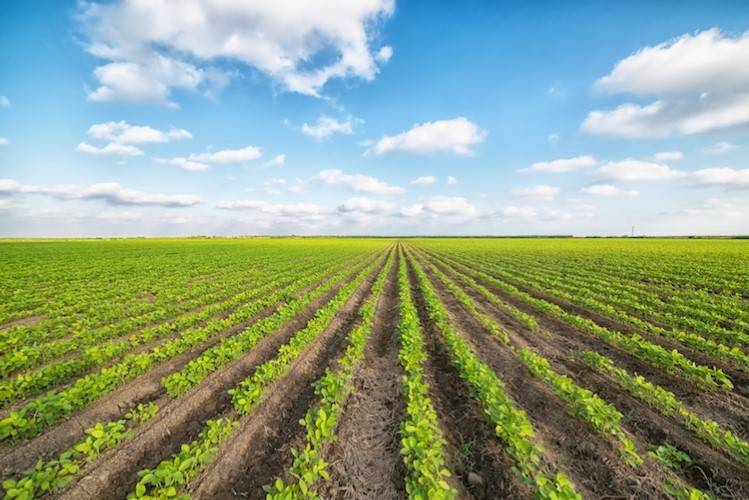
top-left (1, 238), bottom-right (748, 499)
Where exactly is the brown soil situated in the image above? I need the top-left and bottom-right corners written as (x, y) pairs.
top-left (319, 251), bottom-right (407, 499)
top-left (409, 251), bottom-right (669, 499)
top-left (0, 314), bottom-right (44, 330)
top-left (189, 254), bottom-right (389, 499)
top-left (430, 253), bottom-right (749, 438)
top-left (57, 253), bottom-right (386, 500)
top-left (422, 251), bottom-right (749, 497)
top-left (405, 258), bottom-right (529, 499)
top-left (0, 253), bottom-right (380, 485)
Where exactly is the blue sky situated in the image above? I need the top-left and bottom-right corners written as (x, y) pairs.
top-left (1, 0), bottom-right (748, 236)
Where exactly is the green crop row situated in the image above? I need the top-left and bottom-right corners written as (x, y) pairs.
top-left (3, 402), bottom-right (158, 499)
top-left (395, 250), bottom-right (455, 499)
top-left (162, 252), bottom-right (377, 397)
top-left (129, 249), bottom-right (389, 499)
top-left (580, 350), bottom-right (749, 469)
top-left (128, 418), bottom-right (237, 500)
top-left (0, 260), bottom-right (325, 408)
top-left (0, 252), bottom-right (375, 442)
top-left (265, 250), bottom-right (394, 498)
top-left (427, 251), bottom-right (733, 391)
top-left (407, 251), bottom-right (581, 499)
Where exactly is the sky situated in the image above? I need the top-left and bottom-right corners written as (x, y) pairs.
top-left (1, 0), bottom-right (748, 237)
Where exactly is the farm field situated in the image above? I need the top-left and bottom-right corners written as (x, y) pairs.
top-left (1, 237), bottom-right (748, 499)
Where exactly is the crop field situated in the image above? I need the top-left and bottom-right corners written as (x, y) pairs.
top-left (1, 238), bottom-right (748, 499)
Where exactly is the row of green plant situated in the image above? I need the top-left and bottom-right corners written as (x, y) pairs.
top-left (162, 253), bottom-right (377, 397)
top-left (494, 251), bottom-right (749, 341)
top-left (0, 252), bottom-right (313, 378)
top-left (0, 260), bottom-right (326, 408)
top-left (128, 418), bottom-right (237, 499)
top-left (129, 249), bottom-right (389, 499)
top-left (407, 252), bottom-right (581, 499)
top-left (427, 251), bottom-right (733, 391)
top-left (411, 248), bottom-right (712, 500)
top-left (265, 251), bottom-right (394, 498)
top-left (580, 350), bottom-right (749, 469)
top-left (493, 259), bottom-right (749, 364)
top-left (0, 252), bottom-right (378, 442)
top-left (2, 402), bottom-right (159, 499)
top-left (394, 251), bottom-right (456, 499)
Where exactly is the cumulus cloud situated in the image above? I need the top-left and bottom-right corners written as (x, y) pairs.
top-left (702, 142), bottom-right (740, 155)
top-left (411, 176), bottom-right (437, 185)
top-left (216, 199), bottom-right (326, 219)
top-left (0, 179), bottom-right (200, 207)
top-left (511, 185), bottom-right (560, 201)
top-left (583, 29), bottom-right (749, 137)
top-left (87, 121), bottom-right (191, 144)
top-left (369, 117), bottom-right (487, 156)
top-left (670, 197), bottom-right (745, 218)
top-left (653, 151), bottom-right (684, 162)
top-left (581, 184), bottom-right (640, 197)
top-left (78, 0), bottom-right (395, 104)
top-left (688, 168), bottom-right (749, 189)
top-left (263, 154), bottom-right (286, 168)
top-left (337, 197), bottom-right (395, 214)
top-left (446, 176), bottom-right (458, 185)
top-left (76, 142), bottom-right (144, 156)
top-left (156, 146), bottom-right (262, 172)
top-left (595, 159), bottom-right (682, 181)
top-left (301, 115), bottom-right (358, 140)
top-left (498, 205), bottom-right (538, 218)
top-left (422, 196), bottom-right (477, 217)
top-left (520, 155), bottom-right (596, 174)
top-left (316, 169), bottom-right (404, 195)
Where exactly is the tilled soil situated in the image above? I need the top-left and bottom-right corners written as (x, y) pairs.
top-left (189, 253), bottom-right (390, 499)
top-left (320, 251), bottom-right (406, 499)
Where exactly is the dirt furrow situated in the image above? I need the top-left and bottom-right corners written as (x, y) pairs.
top-left (431, 254), bottom-right (749, 436)
top-left (189, 253), bottom-right (390, 499)
top-left (405, 260), bottom-right (526, 499)
top-left (318, 251), bottom-right (406, 500)
top-left (412, 254), bottom-right (669, 499)
top-left (57, 254), bottom-right (385, 500)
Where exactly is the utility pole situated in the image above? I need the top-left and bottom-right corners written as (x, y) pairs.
top-left (631, 226), bottom-right (635, 237)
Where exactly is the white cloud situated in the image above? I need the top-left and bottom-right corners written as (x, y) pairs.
top-left (520, 155), bottom-right (596, 174)
top-left (411, 176), bottom-right (437, 185)
top-left (595, 159), bottom-right (682, 181)
top-left (702, 142), bottom-right (740, 155)
top-left (375, 45), bottom-right (393, 63)
top-left (0, 179), bottom-right (200, 207)
top-left (87, 121), bottom-right (191, 144)
top-left (422, 196), bottom-right (477, 217)
top-left (79, 0), bottom-right (395, 103)
top-left (263, 154), bottom-right (286, 168)
top-left (369, 117), bottom-right (487, 156)
top-left (581, 184), bottom-right (639, 197)
top-left (190, 146), bottom-right (262, 164)
top-left (688, 168), bottom-right (749, 189)
top-left (301, 115), bottom-right (358, 140)
top-left (216, 200), bottom-right (326, 218)
top-left (76, 142), bottom-right (144, 156)
top-left (0, 137), bottom-right (8, 146)
top-left (584, 29), bottom-right (749, 137)
top-left (511, 185), bottom-right (560, 201)
top-left (547, 133), bottom-right (560, 145)
top-left (446, 176), bottom-right (458, 185)
top-left (154, 157), bottom-right (209, 172)
top-left (337, 197), bottom-right (395, 214)
top-left (316, 169), bottom-right (404, 195)
top-left (499, 206), bottom-right (538, 218)
top-left (653, 151), bottom-right (684, 162)
top-left (0, 96), bottom-right (9, 107)
top-left (671, 198), bottom-right (745, 218)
